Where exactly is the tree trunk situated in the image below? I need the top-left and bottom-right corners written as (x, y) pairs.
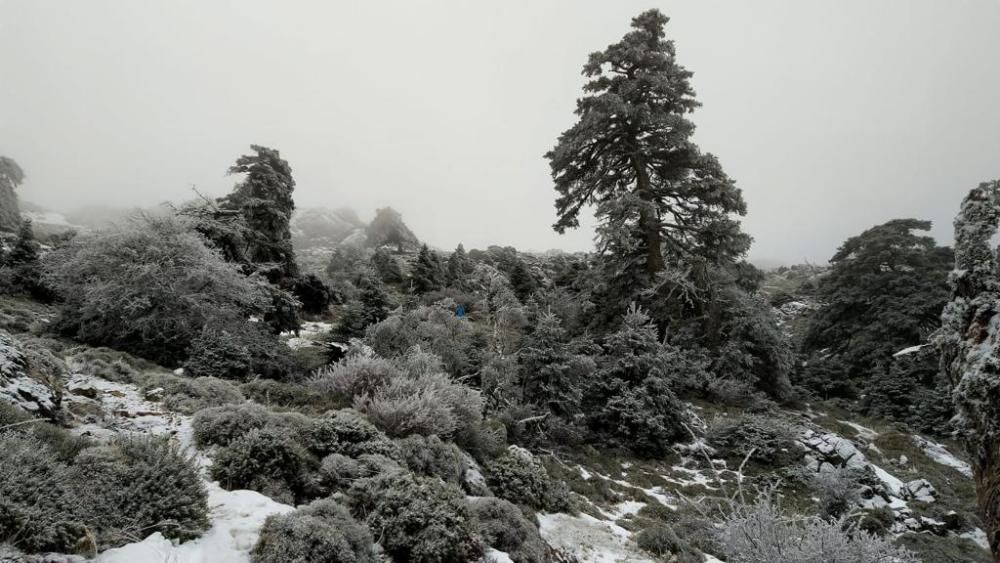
top-left (973, 441), bottom-right (1000, 561)
top-left (632, 154), bottom-right (665, 277)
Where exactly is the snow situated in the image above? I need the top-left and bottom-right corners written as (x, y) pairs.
top-left (913, 436), bottom-right (973, 478)
top-left (893, 344), bottom-right (927, 357)
top-left (961, 528), bottom-right (990, 550)
top-left (22, 210), bottom-right (72, 227)
top-left (95, 484), bottom-right (294, 563)
top-left (538, 512), bottom-right (655, 563)
top-left (484, 549), bottom-right (515, 563)
top-left (839, 420), bottom-right (879, 441)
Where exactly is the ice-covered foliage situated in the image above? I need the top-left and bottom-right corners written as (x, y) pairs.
top-left (355, 370), bottom-right (484, 439)
top-left (395, 434), bottom-right (467, 484)
top-left (210, 426), bottom-right (317, 504)
top-left (143, 373), bottom-right (244, 414)
top-left (635, 523), bottom-right (700, 562)
top-left (365, 304), bottom-right (488, 378)
top-left (310, 354), bottom-right (405, 400)
top-left (706, 413), bottom-right (801, 468)
top-left (299, 408), bottom-right (398, 458)
top-left (184, 322), bottom-right (298, 380)
top-left (470, 497), bottom-right (549, 563)
top-left (347, 471), bottom-right (482, 563)
top-left (484, 446), bottom-right (572, 513)
top-left (251, 498), bottom-right (375, 563)
top-left (192, 402), bottom-right (274, 447)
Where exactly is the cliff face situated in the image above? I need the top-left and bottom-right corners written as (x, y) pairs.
top-left (0, 157), bottom-right (24, 233)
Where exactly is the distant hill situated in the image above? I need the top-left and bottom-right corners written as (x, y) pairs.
top-left (291, 206), bottom-right (421, 252)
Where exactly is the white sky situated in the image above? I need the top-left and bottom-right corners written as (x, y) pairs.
top-left (2, 1), bottom-right (999, 263)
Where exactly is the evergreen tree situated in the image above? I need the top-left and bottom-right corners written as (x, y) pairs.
top-left (518, 311), bottom-right (597, 416)
top-left (222, 145), bottom-right (298, 280)
top-left (446, 244), bottom-right (471, 288)
top-left (0, 156), bottom-right (25, 233)
top-left (545, 10), bottom-right (749, 311)
top-left (411, 244), bottom-right (443, 294)
top-left (371, 247), bottom-right (404, 285)
top-left (9, 219), bottom-right (39, 265)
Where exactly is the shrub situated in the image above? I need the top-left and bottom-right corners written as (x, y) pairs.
top-left (347, 472), bottom-right (481, 563)
top-left (210, 427), bottom-right (317, 504)
top-left (143, 373), bottom-right (244, 414)
top-left (706, 413), bottom-right (801, 468)
top-left (71, 436), bottom-right (209, 549)
top-left (594, 376), bottom-right (688, 457)
top-left (42, 216), bottom-right (271, 367)
top-left (858, 506), bottom-right (896, 537)
top-left (251, 498), bottom-right (374, 563)
top-left (483, 447), bottom-right (572, 513)
top-left (811, 467), bottom-right (861, 519)
top-left (241, 378), bottom-right (343, 413)
top-left (636, 524), bottom-right (701, 563)
top-left (310, 355), bottom-right (404, 400)
top-left (184, 322), bottom-right (298, 381)
top-left (318, 453), bottom-right (402, 494)
top-left (395, 434), bottom-right (467, 484)
top-left (192, 403), bottom-right (272, 447)
top-left (0, 433), bottom-right (84, 553)
top-left (355, 372), bottom-right (483, 439)
top-left (714, 493), bottom-right (918, 563)
top-left (300, 409), bottom-right (398, 458)
top-left (65, 346), bottom-right (144, 383)
top-left (470, 497), bottom-right (547, 563)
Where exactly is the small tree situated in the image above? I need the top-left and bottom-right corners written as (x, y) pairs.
top-left (411, 244), bottom-right (444, 294)
top-left (446, 243), bottom-right (471, 288)
top-left (0, 156), bottom-right (24, 232)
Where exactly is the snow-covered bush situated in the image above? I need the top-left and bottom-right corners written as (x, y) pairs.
top-left (41, 216), bottom-right (272, 367)
top-left (595, 376), bottom-right (689, 457)
top-left (300, 409), bottom-right (399, 458)
top-left (706, 413), bottom-right (801, 467)
top-left (184, 322), bottom-right (298, 381)
top-left (469, 497), bottom-right (548, 563)
top-left (356, 371), bottom-right (483, 439)
top-left (240, 378), bottom-right (342, 413)
top-left (395, 434), bottom-right (467, 484)
top-left (71, 436), bottom-right (209, 549)
top-left (143, 373), bottom-right (244, 414)
top-left (65, 346), bottom-right (143, 383)
top-left (310, 355), bottom-right (404, 400)
top-left (251, 498), bottom-right (374, 563)
top-left (318, 453), bottom-right (402, 493)
top-left (192, 402), bottom-right (273, 447)
top-left (714, 493), bottom-right (918, 563)
top-left (365, 304), bottom-right (488, 378)
top-left (210, 427), bottom-right (316, 504)
top-left (0, 433), bottom-right (84, 553)
top-left (484, 447), bottom-right (572, 513)
top-left (811, 467), bottom-right (861, 519)
top-left (348, 471), bottom-right (482, 562)
top-left (636, 523), bottom-right (700, 563)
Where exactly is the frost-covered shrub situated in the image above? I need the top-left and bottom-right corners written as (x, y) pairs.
top-left (251, 498), bottom-right (374, 563)
top-left (71, 435), bottom-right (209, 549)
top-left (365, 305), bottom-right (488, 378)
top-left (811, 467), bottom-right (861, 519)
top-left (241, 378), bottom-right (343, 413)
top-left (356, 372), bottom-right (483, 439)
top-left (143, 373), bottom-right (244, 414)
top-left (714, 494), bottom-right (918, 563)
top-left (706, 413), bottom-right (801, 467)
top-left (210, 427), bottom-right (317, 504)
top-left (192, 403), bottom-right (272, 447)
top-left (184, 323), bottom-right (298, 381)
top-left (395, 434), bottom-right (466, 484)
top-left (318, 453), bottom-right (402, 494)
top-left (348, 471), bottom-right (482, 563)
top-left (0, 402), bottom-right (90, 461)
top-left (310, 355), bottom-right (404, 399)
top-left (300, 409), bottom-right (398, 458)
top-left (595, 376), bottom-right (689, 457)
top-left (858, 506), bottom-right (896, 537)
top-left (484, 447), bottom-right (572, 513)
top-left (65, 346), bottom-right (143, 383)
top-left (0, 433), bottom-right (84, 553)
top-left (636, 524), bottom-right (700, 563)
top-left (469, 497), bottom-right (547, 563)
top-left (42, 216), bottom-right (271, 367)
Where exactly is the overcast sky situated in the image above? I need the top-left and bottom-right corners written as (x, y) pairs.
top-left (2, 1), bottom-right (998, 263)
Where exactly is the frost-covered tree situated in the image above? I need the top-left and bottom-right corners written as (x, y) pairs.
top-left (371, 247), bottom-right (404, 285)
top-left (546, 10), bottom-right (748, 307)
top-left (936, 179), bottom-right (1000, 558)
top-left (446, 243), bottom-right (471, 287)
top-left (0, 156), bottom-right (24, 232)
top-left (518, 311), bottom-right (597, 416)
top-left (411, 244), bottom-right (444, 294)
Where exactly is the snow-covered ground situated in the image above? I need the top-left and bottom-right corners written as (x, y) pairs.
top-left (913, 435), bottom-right (973, 478)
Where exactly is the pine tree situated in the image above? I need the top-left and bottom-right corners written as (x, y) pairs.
top-left (371, 247), bottom-right (404, 285)
top-left (545, 10), bottom-right (748, 299)
top-left (936, 179), bottom-right (1000, 559)
top-left (0, 156), bottom-right (25, 233)
top-left (223, 145), bottom-right (298, 280)
top-left (9, 219), bottom-right (39, 265)
top-left (446, 244), bottom-right (471, 288)
top-left (411, 244), bottom-right (443, 294)
top-left (519, 311), bottom-right (596, 415)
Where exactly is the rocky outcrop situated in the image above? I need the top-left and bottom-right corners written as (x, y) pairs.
top-left (0, 331), bottom-right (62, 420)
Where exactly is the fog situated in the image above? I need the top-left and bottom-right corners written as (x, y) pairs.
top-left (2, 0), bottom-right (998, 263)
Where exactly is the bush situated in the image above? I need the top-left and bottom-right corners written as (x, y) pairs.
top-left (483, 447), bottom-right (572, 513)
top-left (65, 346), bottom-right (145, 383)
top-left (241, 378), bottom-right (343, 413)
top-left (0, 433), bottom-right (84, 553)
top-left (318, 453), bottom-right (402, 494)
top-left (636, 524), bottom-right (700, 563)
top-left (395, 434), bottom-right (467, 484)
top-left (300, 409), bottom-right (398, 458)
top-left (42, 216), bottom-right (271, 367)
top-left (356, 371), bottom-right (483, 439)
top-left (347, 472), bottom-right (481, 563)
top-left (858, 506), bottom-right (896, 537)
top-left (184, 322), bottom-right (298, 381)
top-left (71, 436), bottom-right (209, 549)
top-left (594, 376), bottom-right (689, 457)
top-left (706, 413), bottom-right (801, 468)
top-left (310, 355), bottom-right (404, 400)
top-left (811, 467), bottom-right (861, 519)
top-left (470, 497), bottom-right (547, 563)
top-left (143, 373), bottom-right (244, 414)
top-left (192, 403), bottom-right (272, 447)
top-left (251, 498), bottom-right (374, 563)
top-left (210, 427), bottom-right (317, 504)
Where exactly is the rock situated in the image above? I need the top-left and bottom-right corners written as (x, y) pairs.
top-left (943, 511), bottom-right (967, 531)
top-left (904, 479), bottom-right (936, 502)
top-left (67, 383), bottom-right (98, 399)
top-left (919, 516), bottom-right (948, 535)
top-left (144, 387), bottom-right (165, 401)
top-left (460, 451), bottom-right (491, 496)
top-left (898, 455), bottom-right (909, 466)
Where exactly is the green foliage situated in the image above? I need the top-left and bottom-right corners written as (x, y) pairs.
top-left (318, 453), bottom-right (402, 494)
top-left (355, 370), bottom-right (484, 440)
top-left (706, 413), bottom-right (801, 468)
top-left (192, 402), bottom-right (273, 447)
top-left (371, 247), bottom-right (404, 285)
top-left (412, 244), bottom-right (445, 294)
top-left (210, 426), bottom-right (317, 504)
top-left (518, 311), bottom-right (597, 416)
top-left (395, 434), bottom-right (466, 484)
top-left (300, 409), bottom-right (398, 458)
top-left (347, 471), bottom-right (482, 563)
top-left (446, 244), bottom-right (472, 288)
top-left (240, 378), bottom-right (344, 413)
top-left (183, 322), bottom-right (298, 380)
top-left (251, 498), bottom-right (375, 563)
top-left (71, 436), bottom-right (209, 548)
top-left (484, 447), bottom-right (572, 512)
top-left (861, 348), bottom-right (953, 436)
top-left (143, 373), bottom-right (245, 414)
top-left (470, 497), bottom-right (548, 563)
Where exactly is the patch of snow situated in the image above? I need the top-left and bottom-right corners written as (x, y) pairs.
top-left (961, 528), bottom-right (990, 550)
top-left (839, 420), bottom-right (879, 441)
top-left (577, 464), bottom-right (593, 480)
top-left (606, 500), bottom-right (646, 519)
top-left (913, 436), bottom-right (973, 478)
top-left (484, 548), bottom-right (515, 563)
top-left (893, 344), bottom-right (927, 357)
top-left (538, 512), bottom-right (655, 563)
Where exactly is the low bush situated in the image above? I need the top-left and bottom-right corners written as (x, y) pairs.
top-left (300, 409), bottom-right (398, 458)
top-left (811, 467), bottom-right (861, 519)
top-left (318, 453), bottom-right (402, 494)
top-left (192, 403), bottom-right (272, 447)
top-left (143, 373), bottom-right (244, 414)
top-left (65, 346), bottom-right (145, 383)
top-left (71, 436), bottom-right (209, 549)
top-left (241, 378), bottom-right (343, 413)
top-left (210, 427), bottom-right (317, 504)
top-left (635, 523), bottom-right (701, 563)
top-left (469, 497), bottom-right (547, 563)
top-left (355, 372), bottom-right (483, 439)
top-left (184, 322), bottom-right (298, 381)
top-left (483, 447), bottom-right (572, 513)
top-left (858, 506), bottom-right (896, 537)
top-left (395, 434), bottom-right (466, 484)
top-left (310, 355), bottom-right (403, 400)
top-left (706, 413), bottom-right (801, 468)
top-left (251, 498), bottom-right (374, 563)
top-left (347, 471), bottom-right (481, 563)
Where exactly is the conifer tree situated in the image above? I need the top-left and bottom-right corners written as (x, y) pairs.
top-left (545, 10), bottom-right (748, 301)
top-left (447, 244), bottom-right (471, 288)
top-left (0, 156), bottom-right (25, 233)
top-left (519, 311), bottom-right (596, 415)
top-left (411, 244), bottom-right (443, 294)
